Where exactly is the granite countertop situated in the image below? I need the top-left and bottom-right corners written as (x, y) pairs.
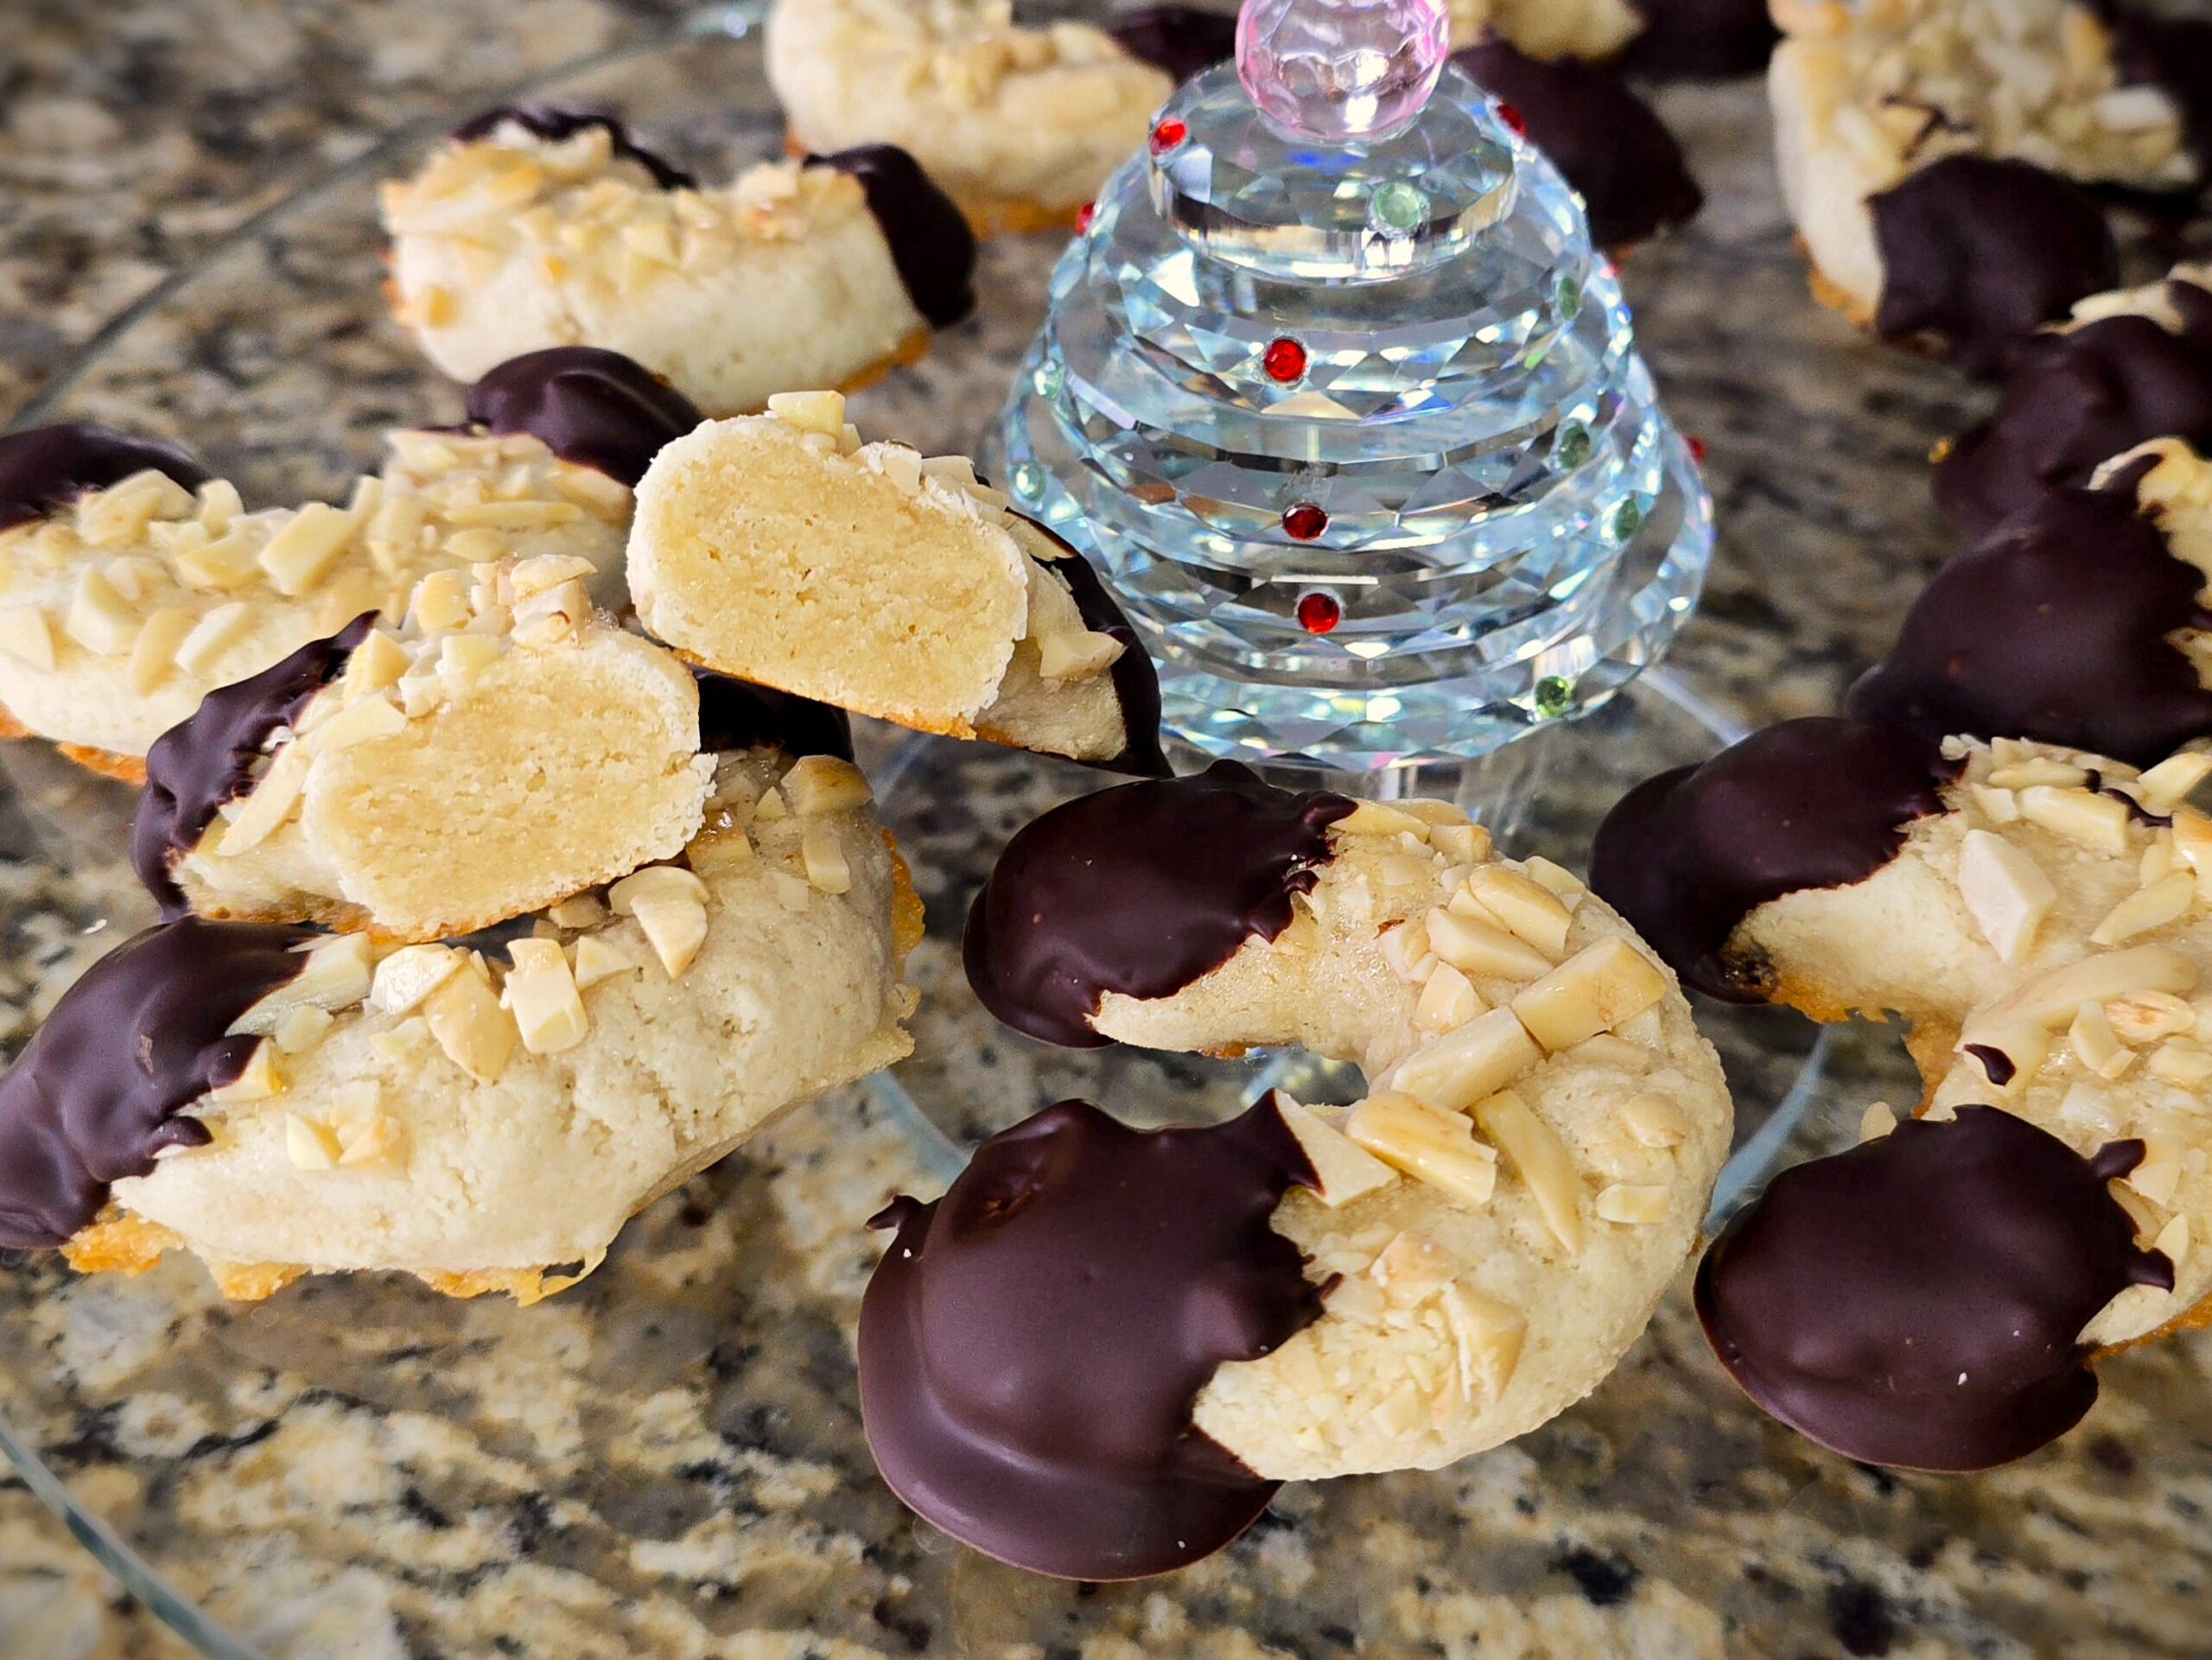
top-left (4, 3), bottom-right (2212, 1657)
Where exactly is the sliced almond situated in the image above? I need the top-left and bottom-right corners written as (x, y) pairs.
top-left (257, 502), bottom-right (358, 595)
top-left (781, 754), bottom-right (873, 816)
top-left (1473, 1088), bottom-right (1584, 1254)
top-left (207, 1040), bottom-right (280, 1103)
top-left (1426, 906), bottom-right (1554, 982)
top-left (1462, 867), bottom-right (1573, 957)
top-left (766, 390), bottom-right (849, 436)
top-left (1620, 1092), bottom-right (1688, 1149)
top-left (1344, 1092), bottom-right (1499, 1207)
top-left (2127, 1136), bottom-right (2184, 1207)
top-left (211, 742), bottom-right (312, 855)
top-left (369, 943), bottom-right (465, 1016)
top-left (423, 958), bottom-right (516, 1083)
top-left (1337, 800), bottom-right (1430, 840)
top-left (271, 1004), bottom-right (334, 1055)
top-left (1414, 961), bottom-right (1484, 1034)
top-left (2105, 990), bottom-right (2195, 1045)
top-left (1440, 1284), bottom-right (1525, 1402)
top-left (1382, 1007), bottom-right (1542, 1115)
top-left (1859, 1103), bottom-right (1900, 1142)
top-left (2136, 751), bottom-right (2212, 813)
top-left (570, 933), bottom-right (639, 989)
top-left (64, 566), bottom-right (140, 656)
top-left (127, 606), bottom-right (196, 695)
top-left (2018, 785), bottom-right (2132, 854)
top-left (2069, 1001), bottom-right (2134, 1079)
top-left (802, 825), bottom-right (852, 894)
top-left (0, 607), bottom-right (55, 670)
top-left (1274, 1096), bottom-right (1397, 1207)
top-left (284, 1113), bottom-right (341, 1173)
top-left (1510, 937), bottom-right (1671, 1053)
top-left (173, 601), bottom-right (251, 677)
top-left (1969, 944), bottom-right (2198, 1037)
top-left (2089, 871), bottom-right (2196, 946)
top-left (2150, 1037), bottom-right (2212, 1084)
top-left (302, 689), bottom-right (404, 755)
top-left (500, 938), bottom-right (588, 1054)
top-left (1430, 821), bottom-right (1492, 863)
top-left (1594, 1183), bottom-right (1669, 1225)
top-left (1956, 829), bottom-right (2055, 964)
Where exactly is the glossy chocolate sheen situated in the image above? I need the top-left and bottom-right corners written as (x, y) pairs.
top-left (858, 1096), bottom-right (1321, 1580)
top-left (1848, 474), bottom-right (2212, 767)
top-left (1697, 1106), bottom-right (2173, 1471)
top-left (1620, 0), bottom-right (1778, 77)
top-left (1870, 156), bottom-right (2120, 379)
top-left (449, 102), bottom-right (695, 189)
top-left (692, 669), bottom-right (853, 762)
top-left (964, 761), bottom-right (1354, 1046)
top-left (132, 616), bottom-right (376, 916)
top-left (1935, 279), bottom-right (2212, 539)
top-left (1587, 717), bottom-right (1955, 1002)
top-left (805, 146), bottom-right (978, 329)
top-left (462, 347), bottom-right (704, 487)
top-left (1108, 5), bottom-right (1239, 83)
top-left (1453, 41), bottom-right (1702, 249)
top-left (0, 423), bottom-right (210, 534)
top-left (1019, 517), bottom-right (1169, 777)
top-left (2102, 5), bottom-right (2212, 175)
top-left (0, 917), bottom-right (315, 1250)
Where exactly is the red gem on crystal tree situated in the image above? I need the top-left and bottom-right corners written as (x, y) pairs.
top-left (1282, 503), bottom-right (1327, 541)
top-left (1688, 435), bottom-right (1708, 464)
top-left (1151, 119), bottom-right (1188, 156)
top-left (1497, 102), bottom-right (1528, 137)
top-left (1076, 201), bottom-right (1097, 232)
top-left (1296, 592), bottom-right (1341, 635)
top-left (1262, 338), bottom-right (1307, 384)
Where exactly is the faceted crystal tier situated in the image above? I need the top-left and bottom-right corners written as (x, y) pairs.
top-left (1152, 63), bottom-right (1513, 282)
top-left (992, 62), bottom-right (1713, 772)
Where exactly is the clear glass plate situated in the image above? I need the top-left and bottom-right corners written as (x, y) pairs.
top-left (19, 12), bottom-right (2189, 1660)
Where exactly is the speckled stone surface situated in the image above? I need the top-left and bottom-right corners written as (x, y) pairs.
top-left (4, 3), bottom-right (2212, 1657)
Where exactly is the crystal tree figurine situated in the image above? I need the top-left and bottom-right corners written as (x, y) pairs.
top-left (992, 0), bottom-right (1713, 771)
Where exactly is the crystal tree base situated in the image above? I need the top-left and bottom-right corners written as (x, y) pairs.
top-left (991, 56), bottom-right (1713, 773)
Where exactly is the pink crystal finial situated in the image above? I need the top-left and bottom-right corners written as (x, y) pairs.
top-left (1236, 0), bottom-right (1452, 144)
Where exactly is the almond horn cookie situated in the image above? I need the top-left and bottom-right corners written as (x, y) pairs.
top-left (0, 348), bottom-right (698, 779)
top-left (1850, 442), bottom-right (2212, 768)
top-left (1934, 264), bottom-right (2212, 539)
top-left (384, 103), bottom-right (976, 414)
top-left (29, 726), bottom-right (918, 1303)
top-left (1768, 0), bottom-right (2195, 372)
top-left (628, 391), bottom-right (1166, 774)
top-left (132, 559), bottom-right (716, 942)
top-left (765, 0), bottom-right (1180, 236)
top-left (947, 766), bottom-right (1730, 1515)
top-left (1592, 719), bottom-right (2209, 1466)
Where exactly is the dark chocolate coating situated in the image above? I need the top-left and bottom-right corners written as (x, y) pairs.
top-left (0, 423), bottom-right (210, 534)
top-left (1587, 718), bottom-right (1955, 1002)
top-left (858, 1095), bottom-right (1321, 1580)
top-left (691, 669), bottom-right (854, 762)
top-left (1870, 156), bottom-right (2120, 380)
top-left (462, 347), bottom-right (704, 487)
top-left (1619, 0), bottom-right (1778, 78)
top-left (2102, 6), bottom-right (2212, 175)
top-left (132, 617), bottom-right (376, 916)
top-left (0, 917), bottom-right (315, 1250)
top-left (1018, 516), bottom-right (1168, 777)
top-left (1935, 279), bottom-right (2212, 539)
top-left (1452, 41), bottom-right (1703, 249)
top-left (448, 103), bottom-right (695, 189)
top-left (1697, 1106), bottom-right (2173, 1472)
top-left (1108, 5), bottom-right (1239, 84)
top-left (964, 761), bottom-right (1354, 1046)
top-left (1847, 475), bottom-right (2212, 768)
top-left (804, 146), bottom-right (978, 329)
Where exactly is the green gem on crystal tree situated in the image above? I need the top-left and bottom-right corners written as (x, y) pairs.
top-left (1534, 676), bottom-right (1575, 718)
